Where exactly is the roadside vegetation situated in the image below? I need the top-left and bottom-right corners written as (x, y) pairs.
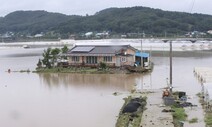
top-left (196, 92), bottom-right (212, 126)
top-left (189, 118), bottom-right (198, 123)
top-left (168, 92), bottom-right (188, 127)
top-left (116, 96), bottom-right (147, 127)
top-left (172, 106), bottom-right (187, 121)
top-left (205, 113), bottom-right (212, 126)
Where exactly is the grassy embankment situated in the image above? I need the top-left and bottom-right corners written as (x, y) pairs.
top-left (8, 67), bottom-right (114, 74)
top-left (34, 67), bottom-right (121, 74)
top-left (171, 105), bottom-right (187, 127)
top-left (171, 92), bottom-right (188, 127)
top-left (197, 93), bottom-right (212, 126)
top-left (115, 96), bottom-right (147, 127)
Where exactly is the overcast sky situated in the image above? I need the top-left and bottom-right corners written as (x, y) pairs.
top-left (0, 0), bottom-right (212, 17)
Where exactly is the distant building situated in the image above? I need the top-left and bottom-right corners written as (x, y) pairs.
top-left (85, 32), bottom-right (93, 38)
top-left (208, 30), bottom-right (212, 35)
top-left (34, 34), bottom-right (43, 38)
top-left (186, 31), bottom-right (207, 38)
top-left (95, 32), bottom-right (109, 38)
top-left (121, 35), bottom-right (127, 38)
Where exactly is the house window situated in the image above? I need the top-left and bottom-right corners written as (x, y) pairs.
top-left (121, 57), bottom-right (126, 62)
top-left (103, 56), bottom-right (112, 62)
top-left (86, 56), bottom-right (97, 64)
top-left (72, 56), bottom-right (79, 62)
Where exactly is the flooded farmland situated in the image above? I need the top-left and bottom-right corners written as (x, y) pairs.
top-left (0, 40), bottom-right (211, 127)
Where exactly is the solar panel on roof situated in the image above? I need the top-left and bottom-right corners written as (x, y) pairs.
top-left (71, 47), bottom-right (94, 52)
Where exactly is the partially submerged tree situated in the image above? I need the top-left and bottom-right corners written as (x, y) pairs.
top-left (42, 48), bottom-right (52, 68)
top-left (51, 48), bottom-right (61, 66)
top-left (37, 46), bottom-right (69, 68)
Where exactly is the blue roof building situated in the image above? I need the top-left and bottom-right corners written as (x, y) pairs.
top-left (135, 51), bottom-right (150, 68)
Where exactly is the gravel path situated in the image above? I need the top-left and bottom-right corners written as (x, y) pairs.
top-left (140, 90), bottom-right (174, 127)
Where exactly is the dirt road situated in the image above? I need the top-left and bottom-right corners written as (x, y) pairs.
top-left (140, 90), bottom-right (174, 127)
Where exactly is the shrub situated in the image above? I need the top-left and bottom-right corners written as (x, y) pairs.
top-left (172, 107), bottom-right (187, 121)
top-left (99, 62), bottom-right (107, 69)
top-left (189, 118), bottom-right (198, 123)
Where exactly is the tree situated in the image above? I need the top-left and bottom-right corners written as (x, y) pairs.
top-left (42, 48), bottom-right (52, 68)
top-left (40, 46), bottom-right (69, 68)
top-left (61, 45), bottom-right (69, 54)
top-left (61, 45), bottom-right (69, 59)
top-left (51, 48), bottom-right (61, 66)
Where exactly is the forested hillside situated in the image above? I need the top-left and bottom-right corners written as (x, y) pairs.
top-left (0, 6), bottom-right (212, 38)
top-left (0, 10), bottom-right (75, 34)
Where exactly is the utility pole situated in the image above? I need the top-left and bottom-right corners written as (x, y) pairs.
top-left (169, 41), bottom-right (173, 94)
top-left (162, 39), bottom-right (173, 94)
top-left (140, 39), bottom-right (143, 67)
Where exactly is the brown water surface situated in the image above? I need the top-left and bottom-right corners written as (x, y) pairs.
top-left (0, 47), bottom-right (211, 127)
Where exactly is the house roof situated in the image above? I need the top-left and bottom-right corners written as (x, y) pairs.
top-left (67, 45), bottom-right (137, 56)
top-left (135, 51), bottom-right (150, 58)
top-left (71, 46), bottom-right (94, 52)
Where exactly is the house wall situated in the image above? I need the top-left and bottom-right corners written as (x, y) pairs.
top-left (127, 48), bottom-right (136, 62)
top-left (127, 48), bottom-right (136, 55)
top-left (68, 56), bottom-right (116, 67)
top-left (98, 56), bottom-right (116, 67)
top-left (120, 48), bottom-right (136, 66)
top-left (68, 56), bottom-right (83, 66)
top-left (66, 47), bottom-right (136, 67)
top-left (118, 56), bottom-right (134, 66)
top-left (127, 56), bottom-right (135, 66)
top-left (68, 55), bottom-right (135, 67)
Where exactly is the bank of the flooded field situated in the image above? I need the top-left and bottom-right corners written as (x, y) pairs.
top-left (34, 66), bottom-right (152, 74)
top-left (197, 93), bottom-right (212, 127)
top-left (35, 67), bottom-right (129, 74)
top-left (115, 94), bottom-right (147, 127)
top-left (117, 90), bottom-right (205, 127)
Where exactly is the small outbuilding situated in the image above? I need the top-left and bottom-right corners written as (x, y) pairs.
top-left (135, 51), bottom-right (150, 68)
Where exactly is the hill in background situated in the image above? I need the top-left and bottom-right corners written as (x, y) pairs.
top-left (0, 6), bottom-right (212, 40)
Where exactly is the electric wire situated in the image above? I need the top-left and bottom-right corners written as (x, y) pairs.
top-left (190, 0), bottom-right (196, 13)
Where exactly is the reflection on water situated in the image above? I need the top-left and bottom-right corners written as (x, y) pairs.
top-left (38, 73), bottom-right (141, 92)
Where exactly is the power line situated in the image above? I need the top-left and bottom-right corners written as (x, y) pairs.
top-left (190, 0), bottom-right (196, 13)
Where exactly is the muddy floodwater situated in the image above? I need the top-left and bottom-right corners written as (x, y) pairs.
top-left (0, 45), bottom-right (211, 127)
